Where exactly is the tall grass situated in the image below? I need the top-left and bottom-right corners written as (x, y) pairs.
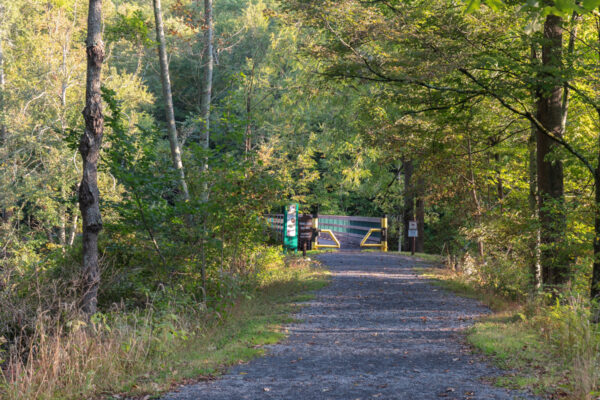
top-left (535, 296), bottom-right (600, 399)
top-left (0, 255), bottom-right (328, 400)
top-left (1, 300), bottom-right (197, 400)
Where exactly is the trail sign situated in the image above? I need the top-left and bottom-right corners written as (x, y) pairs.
top-left (408, 220), bottom-right (418, 255)
top-left (283, 203), bottom-right (299, 252)
top-left (408, 221), bottom-right (418, 238)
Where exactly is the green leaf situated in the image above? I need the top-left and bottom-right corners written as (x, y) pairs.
top-left (465, 0), bottom-right (482, 13)
top-left (582, 0), bottom-right (600, 10)
top-left (485, 0), bottom-right (504, 11)
top-left (554, 0), bottom-right (577, 13)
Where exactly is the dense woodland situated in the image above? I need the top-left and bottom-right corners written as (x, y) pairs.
top-left (3, 0), bottom-right (600, 398)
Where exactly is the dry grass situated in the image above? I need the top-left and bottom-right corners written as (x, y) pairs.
top-left (0, 256), bottom-right (329, 400)
top-left (1, 307), bottom-right (188, 399)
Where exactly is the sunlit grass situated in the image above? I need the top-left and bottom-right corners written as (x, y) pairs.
top-left (396, 251), bottom-right (444, 263)
top-left (468, 319), bottom-right (565, 394)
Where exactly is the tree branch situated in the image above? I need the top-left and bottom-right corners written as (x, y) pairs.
top-left (459, 67), bottom-right (596, 176)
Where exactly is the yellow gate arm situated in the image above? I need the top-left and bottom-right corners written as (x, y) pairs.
top-left (315, 229), bottom-right (341, 249)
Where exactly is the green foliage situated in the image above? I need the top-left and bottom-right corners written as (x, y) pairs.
top-left (106, 9), bottom-right (154, 47)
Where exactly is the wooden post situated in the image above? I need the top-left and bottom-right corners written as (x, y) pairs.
top-left (411, 237), bottom-right (416, 255)
top-left (311, 207), bottom-right (319, 250)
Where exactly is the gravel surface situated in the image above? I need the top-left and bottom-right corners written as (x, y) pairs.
top-left (162, 252), bottom-right (539, 400)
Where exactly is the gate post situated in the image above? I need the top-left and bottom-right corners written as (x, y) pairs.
top-left (381, 214), bottom-right (388, 252)
top-left (311, 206), bottom-right (319, 250)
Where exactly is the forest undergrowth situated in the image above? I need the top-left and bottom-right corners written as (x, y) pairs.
top-left (0, 252), bottom-right (328, 400)
top-left (419, 256), bottom-right (600, 400)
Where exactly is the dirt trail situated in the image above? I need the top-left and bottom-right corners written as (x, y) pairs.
top-left (162, 252), bottom-right (538, 400)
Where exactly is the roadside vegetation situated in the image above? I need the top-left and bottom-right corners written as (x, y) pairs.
top-left (0, 254), bottom-right (328, 400)
top-left (420, 260), bottom-right (600, 399)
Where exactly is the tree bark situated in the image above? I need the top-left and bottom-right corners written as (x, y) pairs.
top-left (68, 214), bottom-right (78, 246)
top-left (560, 12), bottom-right (580, 134)
top-left (245, 62), bottom-right (256, 156)
top-left (79, 0), bottom-right (104, 317)
top-left (536, 14), bottom-right (569, 289)
top-left (200, 0), bottom-right (213, 153)
top-left (415, 176), bottom-right (425, 253)
top-left (529, 120), bottom-right (541, 289)
top-left (402, 159), bottom-right (414, 251)
top-left (529, 44), bottom-right (541, 290)
top-left (59, 208), bottom-right (67, 247)
top-left (591, 17), bottom-right (600, 307)
top-left (493, 151), bottom-right (504, 212)
top-left (153, 0), bottom-right (190, 201)
top-left (592, 168), bottom-right (600, 304)
top-left (199, 0), bottom-right (214, 293)
top-left (0, 21), bottom-right (6, 144)
top-left (467, 134), bottom-right (484, 259)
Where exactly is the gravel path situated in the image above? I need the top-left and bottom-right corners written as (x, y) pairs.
top-left (162, 252), bottom-right (538, 400)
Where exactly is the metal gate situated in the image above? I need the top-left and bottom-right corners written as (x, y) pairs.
top-left (314, 215), bottom-right (387, 251)
top-left (266, 213), bottom-right (388, 251)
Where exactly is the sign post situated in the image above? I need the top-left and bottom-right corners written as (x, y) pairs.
top-left (283, 203), bottom-right (299, 253)
top-left (408, 220), bottom-right (418, 255)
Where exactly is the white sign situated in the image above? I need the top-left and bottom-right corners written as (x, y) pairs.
top-left (286, 205), bottom-right (297, 237)
top-left (408, 221), bottom-right (417, 230)
top-left (408, 229), bottom-right (418, 238)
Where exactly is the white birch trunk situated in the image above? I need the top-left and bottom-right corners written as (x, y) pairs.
top-left (152, 0), bottom-right (190, 201)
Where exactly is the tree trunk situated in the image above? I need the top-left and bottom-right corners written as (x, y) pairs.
top-left (592, 169), bottom-right (600, 304)
top-left (467, 134), bottom-right (484, 259)
top-left (536, 14), bottom-right (569, 289)
top-left (529, 120), bottom-right (541, 289)
top-left (200, 0), bottom-right (213, 153)
top-left (198, 0), bottom-right (214, 294)
top-left (560, 12), bottom-right (580, 134)
top-left (402, 159), bottom-right (414, 251)
top-left (199, 0), bottom-right (213, 212)
top-left (591, 17), bottom-right (600, 308)
top-left (494, 151), bottom-right (504, 212)
top-left (528, 43), bottom-right (541, 291)
top-left (79, 0), bottom-right (104, 317)
top-left (68, 213), bottom-right (78, 246)
top-left (0, 25), bottom-right (6, 143)
top-left (59, 208), bottom-right (67, 247)
top-left (152, 0), bottom-right (190, 201)
top-left (245, 62), bottom-right (255, 156)
top-left (416, 176), bottom-right (425, 253)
